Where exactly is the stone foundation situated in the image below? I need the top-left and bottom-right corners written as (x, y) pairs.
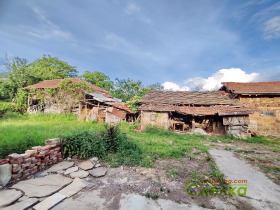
top-left (5, 139), bottom-right (62, 181)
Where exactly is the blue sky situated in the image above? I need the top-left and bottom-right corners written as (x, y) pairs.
top-left (0, 0), bottom-right (279, 90)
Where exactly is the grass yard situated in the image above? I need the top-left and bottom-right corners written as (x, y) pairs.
top-left (0, 112), bottom-right (104, 158)
top-left (1, 112), bottom-right (279, 184)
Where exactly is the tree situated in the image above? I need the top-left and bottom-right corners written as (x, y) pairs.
top-left (0, 57), bottom-right (34, 100)
top-left (82, 71), bottom-right (113, 91)
top-left (29, 55), bottom-right (78, 82)
top-left (111, 78), bottom-right (164, 111)
top-left (6, 57), bottom-right (34, 89)
top-left (111, 78), bottom-right (145, 102)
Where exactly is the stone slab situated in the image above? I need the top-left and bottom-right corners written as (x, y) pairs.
top-left (78, 160), bottom-right (94, 170)
top-left (0, 164), bottom-right (12, 186)
top-left (4, 198), bottom-right (39, 210)
top-left (45, 161), bottom-right (74, 173)
top-left (70, 170), bottom-right (89, 179)
top-left (11, 174), bottom-right (72, 198)
top-left (119, 193), bottom-right (202, 210)
top-left (89, 167), bottom-right (107, 177)
top-left (0, 189), bottom-right (23, 208)
top-left (64, 166), bottom-right (78, 175)
top-left (209, 149), bottom-right (280, 209)
top-left (59, 178), bottom-right (86, 197)
top-left (33, 193), bottom-right (66, 210)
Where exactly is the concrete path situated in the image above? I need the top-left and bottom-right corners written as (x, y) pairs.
top-left (209, 149), bottom-right (280, 210)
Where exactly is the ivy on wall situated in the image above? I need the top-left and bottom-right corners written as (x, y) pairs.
top-left (27, 79), bottom-right (92, 112)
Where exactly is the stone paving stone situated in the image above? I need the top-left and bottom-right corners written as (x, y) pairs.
top-left (64, 166), bottom-right (78, 175)
top-left (33, 193), bottom-right (66, 210)
top-left (78, 160), bottom-right (94, 170)
top-left (59, 178), bottom-right (86, 197)
top-left (70, 170), bottom-right (89, 179)
top-left (45, 161), bottom-right (74, 173)
top-left (11, 174), bottom-right (72, 197)
top-left (4, 198), bottom-right (39, 210)
top-left (0, 189), bottom-right (23, 208)
top-left (89, 167), bottom-right (107, 177)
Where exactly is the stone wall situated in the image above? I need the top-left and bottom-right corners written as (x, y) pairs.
top-left (6, 139), bottom-right (62, 180)
top-left (239, 96), bottom-right (280, 135)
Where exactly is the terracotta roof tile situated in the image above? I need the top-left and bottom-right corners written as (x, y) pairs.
top-left (138, 104), bottom-right (254, 116)
top-left (23, 78), bottom-right (109, 94)
top-left (140, 91), bottom-right (239, 105)
top-left (222, 81), bottom-right (280, 94)
top-left (106, 102), bottom-right (134, 113)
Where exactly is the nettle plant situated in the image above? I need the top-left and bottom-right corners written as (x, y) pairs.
top-left (29, 79), bottom-right (92, 111)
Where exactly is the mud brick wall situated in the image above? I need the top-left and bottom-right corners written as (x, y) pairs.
top-left (140, 111), bottom-right (170, 130)
top-left (7, 139), bottom-right (62, 180)
top-left (239, 96), bottom-right (280, 136)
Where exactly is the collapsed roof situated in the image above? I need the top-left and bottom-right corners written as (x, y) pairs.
top-left (87, 92), bottom-right (134, 114)
top-left (139, 91), bottom-right (254, 116)
top-left (140, 91), bottom-right (239, 105)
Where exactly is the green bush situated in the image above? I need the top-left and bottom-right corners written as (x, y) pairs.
top-left (61, 125), bottom-right (144, 166)
top-left (0, 102), bottom-right (17, 116)
top-left (61, 131), bottom-right (107, 159)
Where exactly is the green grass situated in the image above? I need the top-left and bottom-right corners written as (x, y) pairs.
top-left (126, 126), bottom-right (208, 163)
top-left (0, 112), bottom-right (104, 158)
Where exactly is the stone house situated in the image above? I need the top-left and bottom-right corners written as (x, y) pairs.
top-left (220, 81), bottom-right (280, 136)
top-left (23, 78), bottom-right (133, 123)
top-left (139, 91), bottom-right (254, 137)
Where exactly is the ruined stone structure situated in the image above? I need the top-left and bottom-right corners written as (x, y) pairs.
top-left (6, 139), bottom-right (62, 180)
top-left (221, 81), bottom-right (280, 136)
top-left (139, 91), bottom-right (254, 137)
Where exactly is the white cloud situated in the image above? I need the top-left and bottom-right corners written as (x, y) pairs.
top-left (162, 68), bottom-right (260, 91)
top-left (263, 16), bottom-right (280, 39)
top-left (27, 4), bottom-right (73, 40)
top-left (125, 3), bottom-right (140, 15)
top-left (124, 3), bottom-right (151, 24)
top-left (162, 82), bottom-right (190, 91)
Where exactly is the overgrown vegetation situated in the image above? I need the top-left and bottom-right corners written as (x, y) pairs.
top-left (62, 124), bottom-right (143, 167)
top-left (0, 113), bottom-right (102, 158)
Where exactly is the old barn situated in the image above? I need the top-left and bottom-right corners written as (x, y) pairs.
top-left (139, 91), bottom-right (254, 137)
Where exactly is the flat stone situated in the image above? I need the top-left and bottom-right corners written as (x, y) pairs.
top-left (59, 178), bottom-right (86, 197)
top-left (64, 166), bottom-right (78, 175)
top-left (89, 157), bottom-right (98, 163)
top-left (70, 170), bottom-right (89, 179)
top-left (33, 193), bottom-right (66, 210)
top-left (11, 174), bottom-right (72, 198)
top-left (89, 167), bottom-right (107, 177)
top-left (0, 164), bottom-right (12, 186)
top-left (0, 189), bottom-right (23, 208)
top-left (4, 198), bottom-right (39, 210)
top-left (95, 163), bottom-right (101, 168)
top-left (78, 160), bottom-right (94, 170)
top-left (45, 161), bottom-right (74, 173)
top-left (119, 193), bottom-right (202, 210)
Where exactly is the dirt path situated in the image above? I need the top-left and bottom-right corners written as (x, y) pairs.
top-left (209, 149), bottom-right (280, 210)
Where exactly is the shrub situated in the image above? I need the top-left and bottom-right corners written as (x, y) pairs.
top-left (61, 131), bottom-right (107, 159)
top-left (0, 102), bottom-right (17, 116)
top-left (61, 125), bottom-right (144, 166)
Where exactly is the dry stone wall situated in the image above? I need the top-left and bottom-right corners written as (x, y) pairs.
top-left (6, 139), bottom-right (62, 180)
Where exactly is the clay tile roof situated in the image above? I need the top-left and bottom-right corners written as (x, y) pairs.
top-left (106, 102), bottom-right (134, 113)
top-left (22, 78), bottom-right (109, 94)
top-left (222, 81), bottom-right (280, 94)
top-left (140, 91), bottom-right (239, 105)
top-left (138, 104), bottom-right (254, 116)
